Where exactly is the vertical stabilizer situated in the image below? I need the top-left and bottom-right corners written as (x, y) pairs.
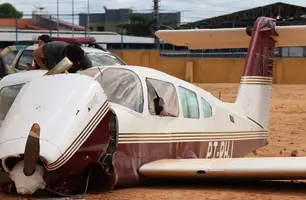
top-left (235, 17), bottom-right (278, 130)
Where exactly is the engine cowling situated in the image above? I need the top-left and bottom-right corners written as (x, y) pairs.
top-left (0, 73), bottom-right (109, 195)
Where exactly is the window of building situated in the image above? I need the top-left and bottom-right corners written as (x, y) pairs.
top-left (146, 78), bottom-right (179, 117)
top-left (97, 68), bottom-right (144, 113)
top-left (288, 47), bottom-right (303, 57)
top-left (201, 97), bottom-right (212, 118)
top-left (97, 26), bottom-right (105, 31)
top-left (178, 86), bottom-right (199, 119)
top-left (0, 83), bottom-right (25, 121)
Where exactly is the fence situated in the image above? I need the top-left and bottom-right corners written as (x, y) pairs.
top-left (2, 13), bottom-right (306, 58)
top-left (0, 13), bottom-right (157, 50)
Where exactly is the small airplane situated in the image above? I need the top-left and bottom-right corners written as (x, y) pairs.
top-left (1, 16), bottom-right (306, 197)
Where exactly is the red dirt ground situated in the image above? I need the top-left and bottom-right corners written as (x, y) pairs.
top-left (2, 83), bottom-right (306, 200)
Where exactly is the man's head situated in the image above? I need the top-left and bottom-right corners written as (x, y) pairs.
top-left (64, 44), bottom-right (85, 65)
top-left (38, 35), bottom-right (52, 47)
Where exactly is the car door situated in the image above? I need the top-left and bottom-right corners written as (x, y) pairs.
top-left (13, 50), bottom-right (34, 72)
top-left (1, 49), bottom-right (18, 67)
top-left (1, 46), bottom-right (28, 74)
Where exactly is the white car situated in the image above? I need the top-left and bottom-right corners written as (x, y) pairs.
top-left (8, 43), bottom-right (126, 73)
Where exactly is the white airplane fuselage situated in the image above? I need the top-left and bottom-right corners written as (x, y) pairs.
top-left (0, 16), bottom-right (282, 196)
top-left (0, 65), bottom-right (269, 195)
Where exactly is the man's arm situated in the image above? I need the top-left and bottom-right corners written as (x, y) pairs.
top-left (33, 46), bottom-right (48, 70)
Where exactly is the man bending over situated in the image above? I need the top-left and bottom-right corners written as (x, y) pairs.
top-left (33, 41), bottom-right (92, 73)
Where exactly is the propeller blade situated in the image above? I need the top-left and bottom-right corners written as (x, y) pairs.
top-left (23, 123), bottom-right (41, 177)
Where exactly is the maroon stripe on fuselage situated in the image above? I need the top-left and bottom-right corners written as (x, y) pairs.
top-left (114, 138), bottom-right (268, 186)
top-left (45, 101), bottom-right (109, 170)
top-left (43, 111), bottom-right (112, 190)
top-left (42, 115), bottom-right (268, 192)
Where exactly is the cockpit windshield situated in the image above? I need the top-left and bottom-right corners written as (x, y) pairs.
top-left (78, 67), bottom-right (103, 78)
top-left (86, 52), bottom-right (126, 67)
top-left (96, 68), bottom-right (144, 113)
top-left (0, 83), bottom-right (24, 121)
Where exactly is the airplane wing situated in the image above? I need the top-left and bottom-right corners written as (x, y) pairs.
top-left (139, 157), bottom-right (306, 180)
top-left (156, 25), bottom-right (306, 49)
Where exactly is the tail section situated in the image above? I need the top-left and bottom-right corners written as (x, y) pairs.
top-left (155, 16), bottom-right (306, 129)
top-left (235, 17), bottom-right (278, 130)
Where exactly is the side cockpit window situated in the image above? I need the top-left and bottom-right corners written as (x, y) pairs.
top-left (97, 68), bottom-right (144, 113)
top-left (201, 97), bottom-right (212, 118)
top-left (146, 78), bottom-right (179, 117)
top-left (0, 83), bottom-right (24, 121)
top-left (179, 86), bottom-right (199, 119)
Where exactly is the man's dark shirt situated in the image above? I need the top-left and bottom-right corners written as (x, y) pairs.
top-left (39, 41), bottom-right (92, 72)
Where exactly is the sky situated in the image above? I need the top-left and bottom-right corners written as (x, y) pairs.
top-left (2, 0), bottom-right (306, 24)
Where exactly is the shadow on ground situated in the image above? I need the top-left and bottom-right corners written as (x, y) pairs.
top-left (137, 179), bottom-right (306, 195)
top-left (3, 180), bottom-right (306, 199)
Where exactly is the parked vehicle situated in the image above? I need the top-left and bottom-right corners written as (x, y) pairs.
top-left (0, 45), bottom-right (28, 74)
top-left (1, 37), bottom-right (126, 74)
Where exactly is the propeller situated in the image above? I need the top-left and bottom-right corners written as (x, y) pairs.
top-left (23, 123), bottom-right (41, 177)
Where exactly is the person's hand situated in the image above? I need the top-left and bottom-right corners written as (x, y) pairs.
top-left (27, 65), bottom-right (36, 70)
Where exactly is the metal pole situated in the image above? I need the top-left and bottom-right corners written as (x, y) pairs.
top-left (120, 13), bottom-right (123, 49)
top-left (57, 0), bottom-right (59, 36)
top-left (72, 0), bottom-right (74, 37)
top-left (84, 17), bottom-right (87, 37)
top-left (153, 0), bottom-right (160, 49)
top-left (49, 15), bottom-right (52, 36)
top-left (15, 16), bottom-right (18, 41)
top-left (86, 0), bottom-right (89, 37)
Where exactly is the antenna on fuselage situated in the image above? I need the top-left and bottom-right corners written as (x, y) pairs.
top-left (98, 67), bottom-right (103, 83)
top-left (218, 90), bottom-right (222, 100)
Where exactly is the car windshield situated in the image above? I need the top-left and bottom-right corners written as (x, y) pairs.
top-left (13, 49), bottom-right (126, 71)
top-left (2, 50), bottom-right (18, 66)
top-left (86, 52), bottom-right (126, 67)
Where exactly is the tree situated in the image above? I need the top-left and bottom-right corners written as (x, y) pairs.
top-left (0, 3), bottom-right (23, 18)
top-left (118, 15), bottom-right (154, 37)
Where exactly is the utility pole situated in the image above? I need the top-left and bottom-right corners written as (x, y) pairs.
top-left (86, 0), bottom-right (89, 36)
top-left (153, 0), bottom-right (160, 49)
top-left (120, 12), bottom-right (123, 49)
top-left (57, 0), bottom-right (59, 36)
top-left (72, 0), bottom-right (74, 37)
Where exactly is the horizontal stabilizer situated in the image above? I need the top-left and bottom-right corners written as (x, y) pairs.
top-left (156, 25), bottom-right (306, 49)
top-left (139, 157), bottom-right (306, 180)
